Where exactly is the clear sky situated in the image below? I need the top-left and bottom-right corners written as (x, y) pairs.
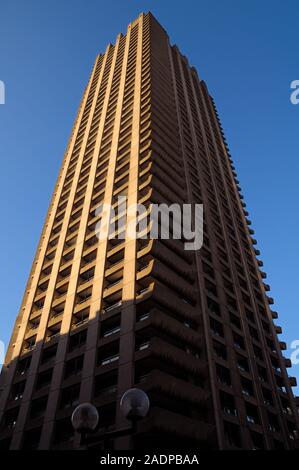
top-left (0, 0), bottom-right (298, 391)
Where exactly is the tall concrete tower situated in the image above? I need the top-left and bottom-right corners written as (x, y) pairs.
top-left (0, 12), bottom-right (298, 450)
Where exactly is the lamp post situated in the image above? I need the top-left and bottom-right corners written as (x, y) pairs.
top-left (71, 388), bottom-right (150, 449)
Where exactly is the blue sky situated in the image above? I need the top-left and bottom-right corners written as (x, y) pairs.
top-left (0, 0), bottom-right (298, 390)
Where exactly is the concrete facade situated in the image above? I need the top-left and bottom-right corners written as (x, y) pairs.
top-left (0, 12), bottom-right (298, 450)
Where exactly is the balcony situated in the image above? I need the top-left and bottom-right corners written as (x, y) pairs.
top-left (22, 330), bottom-right (38, 351)
top-left (284, 358), bottom-right (292, 368)
top-left (104, 260), bottom-right (124, 281)
top-left (102, 326), bottom-right (120, 338)
top-left (98, 340), bottom-right (120, 368)
top-left (138, 308), bottom-right (202, 350)
top-left (100, 313), bottom-right (121, 339)
top-left (289, 377), bottom-right (297, 387)
top-left (223, 407), bottom-right (237, 417)
top-left (148, 260), bottom-right (196, 301)
top-left (138, 369), bottom-right (209, 408)
top-left (135, 336), bottom-right (205, 377)
top-left (100, 354), bottom-right (119, 366)
top-left (136, 281), bottom-right (155, 303)
top-left (78, 267), bottom-right (95, 286)
top-left (26, 316), bottom-right (41, 336)
top-left (139, 407), bottom-right (214, 443)
top-left (150, 240), bottom-right (194, 280)
top-left (75, 286), bottom-right (92, 307)
top-left (45, 322), bottom-right (61, 343)
top-left (71, 307), bottom-right (89, 329)
top-left (148, 282), bottom-right (198, 323)
top-left (151, 175), bottom-right (185, 206)
top-left (274, 325), bottom-right (282, 334)
top-left (103, 279), bottom-right (123, 297)
top-left (102, 300), bottom-right (122, 314)
top-left (10, 381), bottom-right (26, 403)
top-left (267, 296), bottom-right (274, 305)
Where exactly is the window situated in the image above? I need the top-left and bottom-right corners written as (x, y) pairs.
top-left (135, 338), bottom-right (150, 351)
top-left (226, 294), bottom-right (237, 311)
top-left (271, 357), bottom-right (280, 373)
top-left (280, 397), bottom-right (292, 415)
top-left (79, 267), bottom-right (95, 284)
top-left (213, 340), bottom-right (227, 360)
top-left (72, 307), bottom-right (90, 328)
top-left (100, 315), bottom-right (121, 338)
top-left (258, 365), bottom-right (268, 383)
top-left (267, 338), bottom-right (276, 353)
top-left (60, 384), bottom-right (80, 409)
top-left (76, 287), bottom-right (92, 305)
top-left (220, 391), bottom-right (237, 416)
top-left (210, 318), bottom-right (224, 338)
top-left (245, 403), bottom-right (260, 425)
top-left (230, 313), bottom-right (241, 330)
top-left (3, 407), bottom-right (19, 429)
top-left (268, 412), bottom-right (280, 433)
top-left (50, 301), bottom-right (65, 319)
top-left (241, 377), bottom-right (254, 397)
top-left (46, 322), bottom-right (61, 342)
top-left (249, 325), bottom-right (259, 342)
top-left (276, 376), bottom-right (287, 393)
top-left (287, 421), bottom-right (297, 440)
top-left (68, 329), bottom-right (87, 352)
top-left (30, 396), bottom-right (48, 419)
top-left (216, 364), bottom-right (231, 386)
top-left (254, 345), bottom-right (263, 362)
top-left (28, 316), bottom-right (41, 331)
top-left (262, 388), bottom-right (273, 406)
top-left (236, 355), bottom-right (249, 373)
top-left (136, 311), bottom-right (150, 322)
top-left (41, 344), bottom-right (57, 364)
top-left (98, 341), bottom-right (120, 366)
top-left (233, 332), bottom-right (245, 350)
top-left (36, 369), bottom-right (53, 390)
top-left (11, 380), bottom-right (26, 401)
top-left (64, 355), bottom-right (84, 379)
top-left (16, 357), bottom-right (31, 376)
top-left (224, 421), bottom-right (241, 448)
top-left (94, 370), bottom-right (118, 398)
top-left (204, 279), bottom-right (217, 297)
top-left (207, 297), bottom-right (221, 316)
top-left (23, 335), bottom-right (37, 352)
top-left (245, 309), bottom-right (256, 324)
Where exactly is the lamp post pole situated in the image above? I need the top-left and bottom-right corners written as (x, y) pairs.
top-left (71, 388), bottom-right (150, 450)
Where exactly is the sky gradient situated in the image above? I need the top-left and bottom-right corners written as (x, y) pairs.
top-left (0, 0), bottom-right (298, 390)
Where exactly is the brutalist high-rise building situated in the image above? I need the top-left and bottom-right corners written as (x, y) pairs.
top-left (0, 12), bottom-right (298, 450)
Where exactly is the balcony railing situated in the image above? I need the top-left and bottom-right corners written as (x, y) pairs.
top-left (103, 301), bottom-right (122, 313)
top-left (103, 326), bottom-right (120, 338)
top-left (100, 354), bottom-right (119, 366)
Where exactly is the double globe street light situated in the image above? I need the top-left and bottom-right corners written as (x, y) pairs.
top-left (71, 388), bottom-right (150, 449)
